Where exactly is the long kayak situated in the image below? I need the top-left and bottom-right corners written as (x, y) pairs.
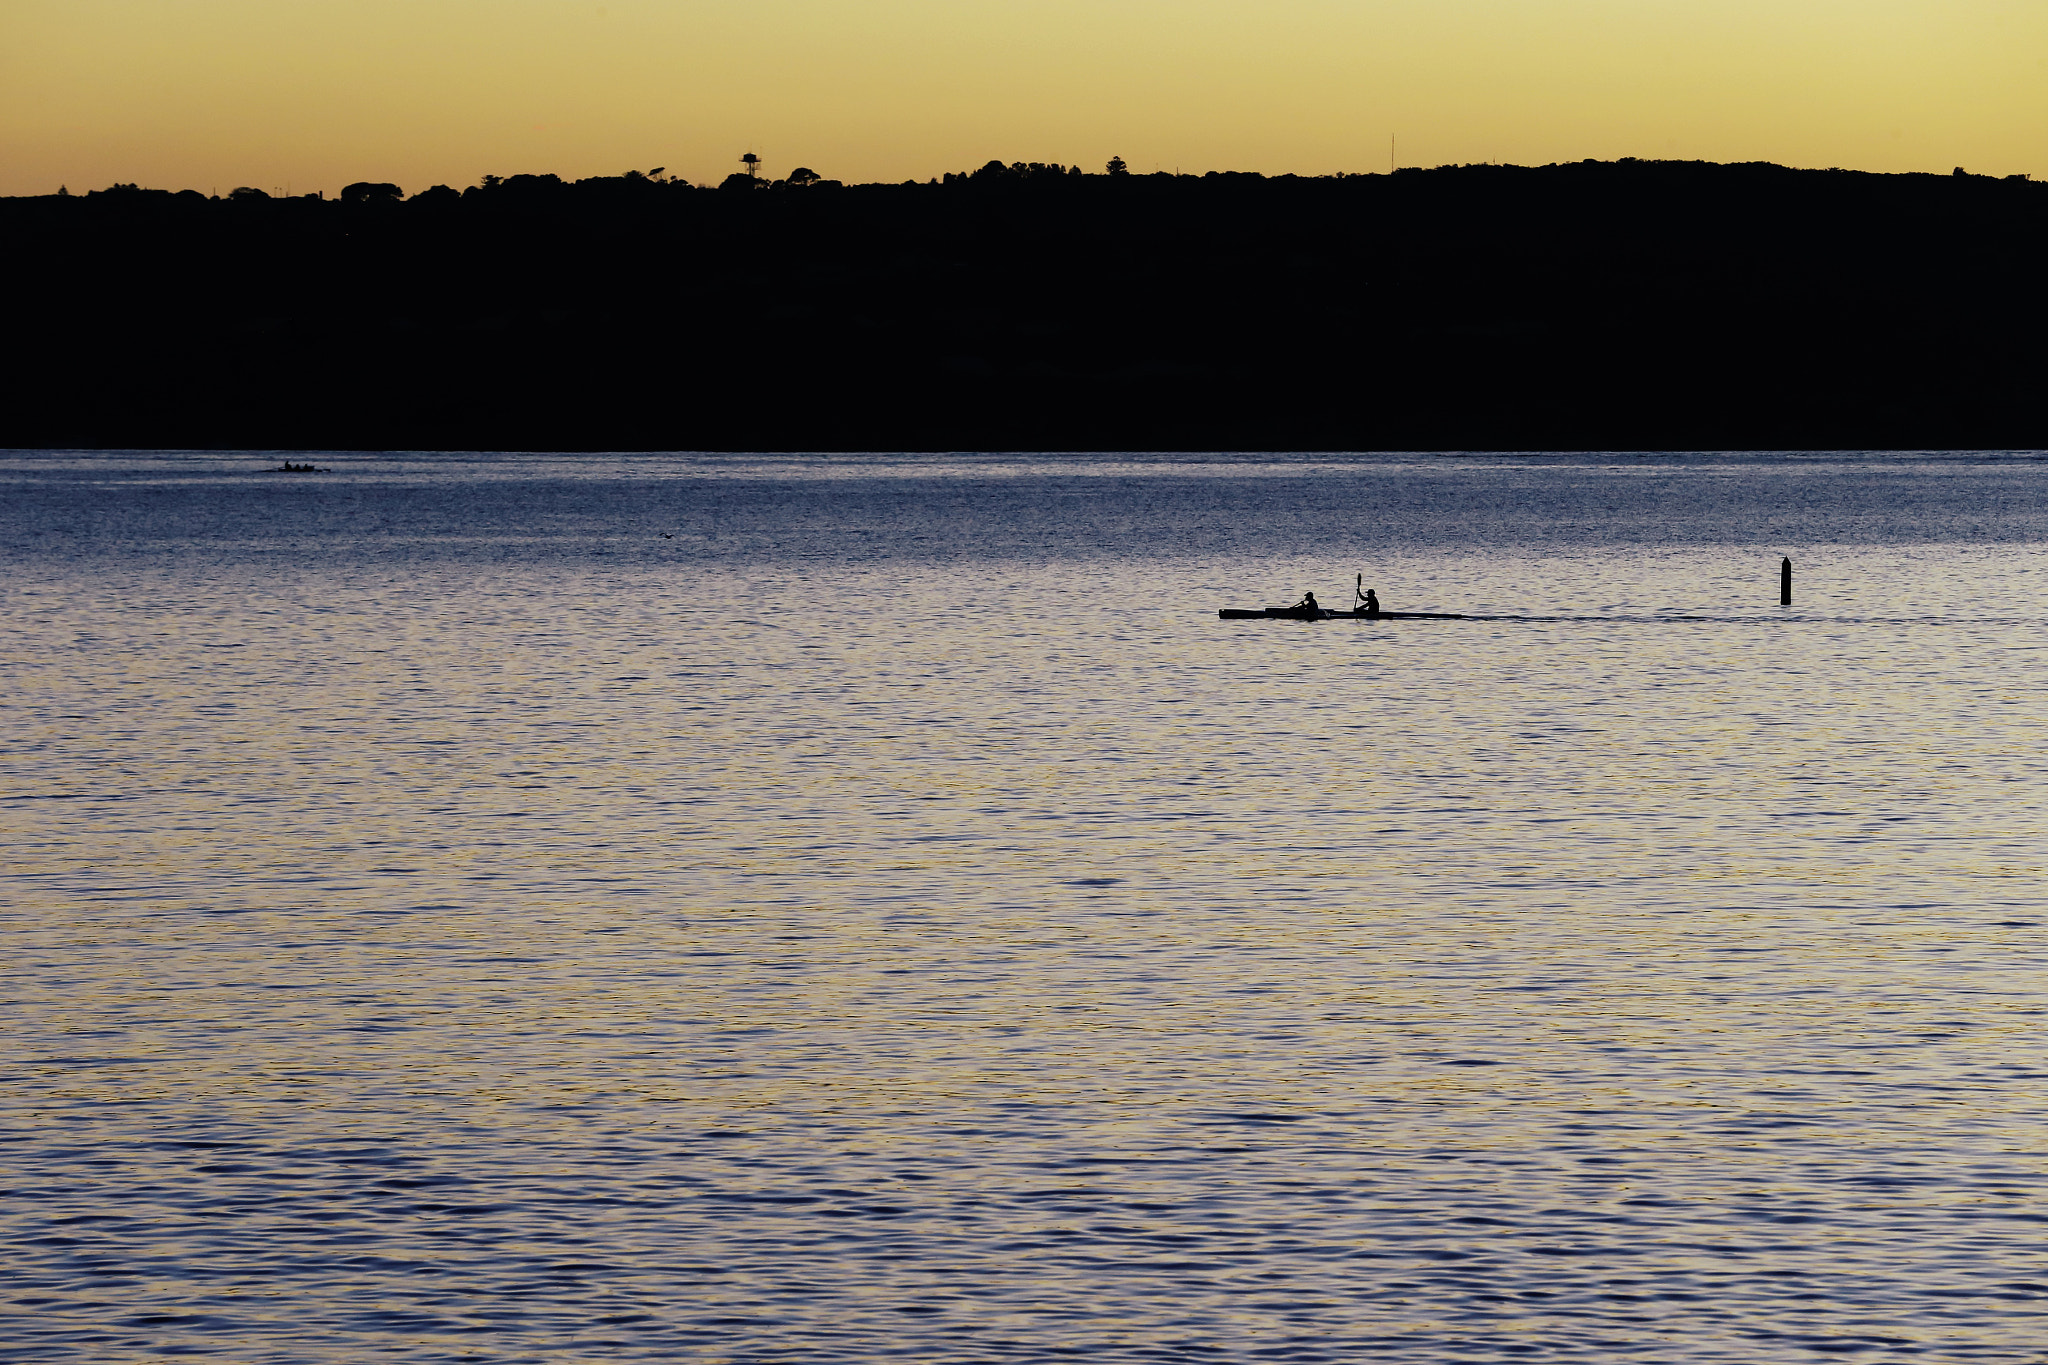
top-left (1219, 607), bottom-right (1466, 620)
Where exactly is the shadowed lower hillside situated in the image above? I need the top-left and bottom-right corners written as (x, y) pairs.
top-left (5, 159), bottom-right (2045, 451)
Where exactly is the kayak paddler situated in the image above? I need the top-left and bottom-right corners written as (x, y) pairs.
top-left (1354, 573), bottom-right (1380, 616)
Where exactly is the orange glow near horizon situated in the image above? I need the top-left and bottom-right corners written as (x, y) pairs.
top-left (3, 0), bottom-right (2045, 197)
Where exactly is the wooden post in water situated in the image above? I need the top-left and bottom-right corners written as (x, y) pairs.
top-left (1780, 556), bottom-right (1792, 606)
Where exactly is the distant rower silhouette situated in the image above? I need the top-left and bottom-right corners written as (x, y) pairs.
top-left (1354, 573), bottom-right (1380, 615)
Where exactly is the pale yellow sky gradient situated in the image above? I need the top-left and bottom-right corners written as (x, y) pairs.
top-left (4, 0), bottom-right (2044, 197)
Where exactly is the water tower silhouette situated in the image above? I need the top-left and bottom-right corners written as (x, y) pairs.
top-left (739, 152), bottom-right (762, 180)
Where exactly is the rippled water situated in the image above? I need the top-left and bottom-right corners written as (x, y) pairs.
top-left (5, 451), bottom-right (2047, 1362)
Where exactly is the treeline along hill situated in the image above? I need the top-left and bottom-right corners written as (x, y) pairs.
top-left (6, 159), bottom-right (2045, 451)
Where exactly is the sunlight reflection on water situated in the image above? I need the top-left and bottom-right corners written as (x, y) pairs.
top-left (4, 452), bottom-right (2046, 1361)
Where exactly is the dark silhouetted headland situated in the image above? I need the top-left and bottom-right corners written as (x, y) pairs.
top-left (5, 159), bottom-right (2044, 451)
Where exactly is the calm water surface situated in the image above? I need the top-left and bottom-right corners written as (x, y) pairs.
top-left (4, 451), bottom-right (2046, 1362)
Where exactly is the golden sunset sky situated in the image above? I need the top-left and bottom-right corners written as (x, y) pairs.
top-left (4, 0), bottom-right (2043, 196)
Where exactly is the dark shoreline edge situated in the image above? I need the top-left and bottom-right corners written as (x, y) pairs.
top-left (7, 159), bottom-right (2044, 453)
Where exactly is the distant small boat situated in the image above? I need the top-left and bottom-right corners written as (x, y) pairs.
top-left (1224, 573), bottom-right (1463, 621)
top-left (1219, 607), bottom-right (1465, 620)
